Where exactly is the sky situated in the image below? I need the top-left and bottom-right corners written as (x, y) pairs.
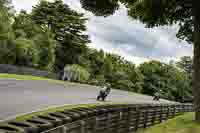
top-left (12, 0), bottom-right (193, 65)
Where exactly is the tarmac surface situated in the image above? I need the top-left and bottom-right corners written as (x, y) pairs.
top-left (0, 79), bottom-right (175, 121)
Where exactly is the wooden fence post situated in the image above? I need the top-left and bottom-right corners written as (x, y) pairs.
top-left (93, 115), bottom-right (97, 133)
top-left (182, 104), bottom-right (184, 113)
top-left (65, 126), bottom-right (70, 133)
top-left (170, 105), bottom-right (173, 118)
top-left (159, 105), bottom-right (162, 123)
top-left (127, 105), bottom-right (134, 133)
top-left (166, 105), bottom-right (170, 120)
top-left (119, 105), bottom-right (130, 133)
top-left (116, 106), bottom-right (122, 133)
top-left (143, 105), bottom-right (148, 128)
top-left (163, 105), bottom-right (167, 121)
top-left (95, 108), bottom-right (109, 133)
top-left (134, 105), bottom-right (140, 132)
top-left (80, 120), bottom-right (86, 133)
top-left (61, 126), bottom-right (67, 133)
top-left (151, 105), bottom-right (156, 126)
top-left (173, 105), bottom-right (176, 117)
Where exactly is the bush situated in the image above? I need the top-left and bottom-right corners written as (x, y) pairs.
top-left (0, 39), bottom-right (16, 64)
top-left (94, 75), bottom-right (106, 86)
top-left (33, 33), bottom-right (56, 71)
top-left (63, 64), bottom-right (90, 82)
top-left (0, 6), bottom-right (16, 64)
top-left (112, 79), bottom-right (134, 91)
top-left (15, 38), bottom-right (39, 67)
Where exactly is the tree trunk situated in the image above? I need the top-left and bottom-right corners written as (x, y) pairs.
top-left (193, 0), bottom-right (200, 122)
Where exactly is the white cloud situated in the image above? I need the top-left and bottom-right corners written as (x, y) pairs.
top-left (12, 0), bottom-right (38, 12)
top-left (12, 0), bottom-right (54, 12)
top-left (85, 5), bottom-right (192, 64)
top-left (12, 0), bottom-right (193, 65)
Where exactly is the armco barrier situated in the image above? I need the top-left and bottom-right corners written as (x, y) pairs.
top-left (0, 64), bottom-right (59, 79)
top-left (0, 103), bottom-right (193, 133)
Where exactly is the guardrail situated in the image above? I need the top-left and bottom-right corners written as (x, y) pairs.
top-left (0, 64), bottom-right (59, 79)
top-left (0, 103), bottom-right (193, 133)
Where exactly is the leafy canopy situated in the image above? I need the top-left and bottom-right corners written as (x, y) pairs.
top-left (32, 0), bottom-right (91, 71)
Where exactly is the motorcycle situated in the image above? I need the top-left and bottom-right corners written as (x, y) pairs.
top-left (97, 87), bottom-right (111, 101)
top-left (97, 90), bottom-right (107, 101)
top-left (153, 95), bottom-right (160, 101)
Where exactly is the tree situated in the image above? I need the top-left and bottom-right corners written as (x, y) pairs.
top-left (0, 39), bottom-right (16, 64)
top-left (0, 0), bottom-right (16, 64)
top-left (33, 32), bottom-right (56, 71)
top-left (80, 0), bottom-right (120, 17)
top-left (102, 53), bottom-right (143, 92)
top-left (176, 56), bottom-right (193, 75)
top-left (138, 60), bottom-right (191, 101)
top-left (79, 0), bottom-right (199, 122)
top-left (85, 49), bottom-right (105, 78)
top-left (32, 0), bottom-right (90, 72)
top-left (63, 64), bottom-right (90, 82)
top-left (13, 11), bottom-right (56, 70)
top-left (138, 61), bottom-right (164, 95)
top-left (128, 68), bottom-right (144, 93)
top-left (194, 0), bottom-right (200, 122)
top-left (12, 11), bottom-right (42, 39)
top-left (15, 38), bottom-right (39, 67)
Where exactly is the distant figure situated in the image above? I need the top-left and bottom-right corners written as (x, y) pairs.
top-left (153, 91), bottom-right (161, 101)
top-left (97, 83), bottom-right (111, 101)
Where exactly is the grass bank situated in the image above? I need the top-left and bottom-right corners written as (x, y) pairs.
top-left (137, 113), bottom-right (199, 133)
top-left (0, 73), bottom-right (54, 81)
top-left (0, 73), bottom-right (68, 85)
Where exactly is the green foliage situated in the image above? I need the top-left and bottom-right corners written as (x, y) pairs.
top-left (92, 75), bottom-right (106, 86)
top-left (87, 49), bottom-right (105, 77)
top-left (0, 39), bottom-right (16, 64)
top-left (0, 0), bottom-right (16, 64)
top-left (138, 60), bottom-right (192, 101)
top-left (12, 11), bottom-right (56, 70)
top-left (32, 0), bottom-right (90, 71)
top-left (64, 64), bottom-right (90, 82)
top-left (80, 0), bottom-right (120, 17)
top-left (113, 79), bottom-right (135, 91)
top-left (33, 32), bottom-right (56, 71)
top-left (81, 48), bottom-right (144, 93)
top-left (176, 56), bottom-right (192, 75)
top-left (129, 69), bottom-right (144, 93)
top-left (15, 38), bottom-right (39, 67)
top-left (13, 11), bottom-right (42, 39)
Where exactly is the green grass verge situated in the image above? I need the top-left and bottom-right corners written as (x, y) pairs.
top-left (0, 73), bottom-right (54, 81)
top-left (137, 113), bottom-right (200, 133)
top-left (0, 73), bottom-right (67, 85)
top-left (0, 73), bottom-right (93, 86)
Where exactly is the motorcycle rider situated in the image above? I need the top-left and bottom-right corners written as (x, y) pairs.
top-left (153, 90), bottom-right (162, 101)
top-left (97, 83), bottom-right (111, 101)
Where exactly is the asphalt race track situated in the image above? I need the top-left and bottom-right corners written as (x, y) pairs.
top-left (0, 79), bottom-right (175, 121)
